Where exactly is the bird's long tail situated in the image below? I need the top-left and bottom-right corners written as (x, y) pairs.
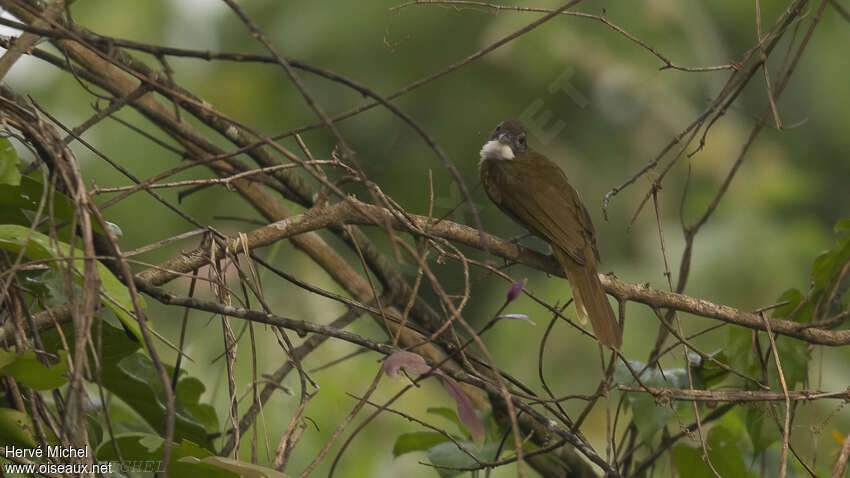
top-left (554, 248), bottom-right (622, 348)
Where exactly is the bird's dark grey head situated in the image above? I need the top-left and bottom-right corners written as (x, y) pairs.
top-left (489, 120), bottom-right (528, 155)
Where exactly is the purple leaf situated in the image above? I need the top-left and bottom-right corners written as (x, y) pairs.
top-left (506, 278), bottom-right (528, 303)
top-left (496, 313), bottom-right (535, 325)
top-left (384, 351), bottom-right (431, 380)
top-left (440, 376), bottom-right (485, 449)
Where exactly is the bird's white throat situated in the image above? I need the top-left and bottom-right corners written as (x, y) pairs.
top-left (479, 140), bottom-right (515, 160)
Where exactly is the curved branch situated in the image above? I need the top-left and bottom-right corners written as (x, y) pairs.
top-left (132, 198), bottom-right (850, 346)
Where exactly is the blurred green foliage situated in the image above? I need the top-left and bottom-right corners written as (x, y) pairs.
top-left (3, 0), bottom-right (849, 476)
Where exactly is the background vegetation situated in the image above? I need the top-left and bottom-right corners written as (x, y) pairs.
top-left (0, 0), bottom-right (848, 477)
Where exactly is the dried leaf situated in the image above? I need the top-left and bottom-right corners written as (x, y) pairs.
top-left (384, 351), bottom-right (431, 380)
top-left (440, 376), bottom-right (485, 449)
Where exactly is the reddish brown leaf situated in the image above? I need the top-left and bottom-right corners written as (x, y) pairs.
top-left (384, 350), bottom-right (431, 380)
top-left (440, 376), bottom-right (485, 448)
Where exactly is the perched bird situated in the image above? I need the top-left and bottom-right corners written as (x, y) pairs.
top-left (479, 120), bottom-right (622, 348)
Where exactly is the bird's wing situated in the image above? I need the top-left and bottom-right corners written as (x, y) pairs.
top-left (482, 152), bottom-right (597, 266)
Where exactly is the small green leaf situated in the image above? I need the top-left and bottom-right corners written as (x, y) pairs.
top-left (393, 431), bottom-right (449, 457)
top-left (0, 408), bottom-right (37, 447)
top-left (673, 421), bottom-right (756, 478)
top-left (718, 410), bottom-right (747, 438)
top-left (0, 138), bottom-right (21, 186)
top-left (771, 338), bottom-right (809, 390)
top-left (772, 288), bottom-right (801, 317)
top-left (97, 435), bottom-right (236, 478)
top-left (629, 393), bottom-right (674, 441)
top-left (613, 359), bottom-right (643, 384)
top-left (96, 433), bottom-right (161, 462)
top-left (86, 412), bottom-right (103, 448)
top-left (615, 361), bottom-right (691, 440)
top-left (756, 446), bottom-right (806, 477)
top-left (176, 377), bottom-right (219, 433)
top-left (17, 268), bottom-right (69, 308)
top-left (771, 288), bottom-right (814, 322)
top-left (835, 218), bottom-right (850, 234)
top-left (427, 407), bottom-right (465, 437)
top-left (100, 353), bottom-right (215, 448)
top-left (725, 327), bottom-right (761, 382)
top-left (169, 440), bottom-right (237, 478)
top-left (426, 441), bottom-right (501, 478)
top-left (692, 350), bottom-right (730, 389)
top-left (0, 349), bottom-right (68, 390)
top-left (811, 251), bottom-right (837, 292)
top-left (178, 456), bottom-right (291, 478)
top-left (0, 224), bottom-right (143, 342)
top-left (743, 405), bottom-right (780, 456)
top-left (39, 315), bottom-right (141, 368)
top-left (727, 326), bottom-right (809, 390)
top-left (0, 175), bottom-right (103, 235)
top-left (673, 444), bottom-right (709, 477)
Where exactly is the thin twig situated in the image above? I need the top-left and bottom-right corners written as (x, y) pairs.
top-left (761, 311), bottom-right (792, 478)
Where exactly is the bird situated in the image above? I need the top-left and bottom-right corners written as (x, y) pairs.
top-left (479, 119), bottom-right (622, 348)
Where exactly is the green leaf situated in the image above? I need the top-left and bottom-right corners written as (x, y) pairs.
top-left (427, 407), bottom-right (465, 437)
top-left (168, 440), bottom-right (237, 478)
top-left (835, 218), bottom-right (850, 234)
top-left (0, 175), bottom-right (103, 235)
top-left (86, 412), bottom-right (103, 449)
top-left (97, 435), bottom-right (235, 478)
top-left (725, 327), bottom-right (761, 383)
top-left (756, 446), bottom-right (806, 478)
top-left (719, 409), bottom-right (747, 438)
top-left (772, 288), bottom-right (802, 317)
top-left (726, 327), bottom-right (809, 390)
top-left (691, 350), bottom-right (731, 389)
top-left (743, 405), bottom-right (779, 456)
top-left (840, 232), bottom-right (850, 250)
top-left (771, 288), bottom-right (814, 322)
top-left (771, 338), bottom-right (809, 390)
top-left (94, 313), bottom-right (143, 361)
top-left (178, 456), bottom-right (292, 478)
top-left (615, 360), bottom-right (689, 388)
top-left (426, 441), bottom-right (501, 478)
top-left (393, 431), bottom-right (449, 457)
top-left (615, 360), bottom-right (690, 440)
top-left (704, 425), bottom-right (752, 476)
top-left (39, 316), bottom-right (140, 373)
top-left (0, 349), bottom-right (68, 390)
top-left (100, 353), bottom-right (215, 448)
top-left (17, 268), bottom-right (70, 308)
top-left (629, 394), bottom-right (674, 441)
top-left (673, 421), bottom-right (756, 478)
top-left (0, 138), bottom-right (21, 186)
top-left (0, 224), bottom-right (144, 343)
top-left (96, 433), bottom-right (162, 462)
top-left (811, 251), bottom-right (837, 292)
top-left (673, 444), bottom-right (712, 478)
top-left (176, 377), bottom-right (219, 433)
top-left (0, 408), bottom-right (37, 447)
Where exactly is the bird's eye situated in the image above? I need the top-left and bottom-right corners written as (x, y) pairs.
top-left (495, 125), bottom-right (502, 131)
top-left (519, 136), bottom-right (526, 144)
